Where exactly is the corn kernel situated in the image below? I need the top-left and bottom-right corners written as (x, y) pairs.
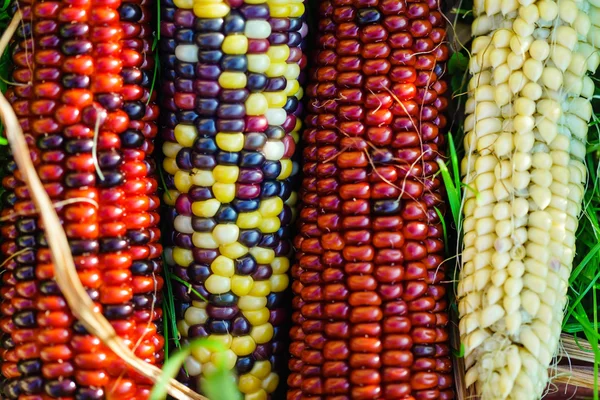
top-left (246, 389), bottom-right (268, 400)
top-left (173, 247), bottom-right (193, 267)
top-left (248, 280), bottom-right (271, 297)
top-left (258, 198), bottom-right (283, 217)
top-left (237, 212), bottom-right (261, 228)
top-left (205, 275), bottom-right (231, 294)
top-left (289, 3), bottom-right (304, 16)
top-left (245, 93), bottom-right (269, 116)
top-left (174, 124), bottom-right (198, 147)
top-left (247, 54), bottom-right (271, 73)
top-left (238, 296), bottom-right (267, 311)
top-left (164, 190), bottom-right (179, 206)
top-left (178, 319), bottom-right (190, 337)
top-left (239, 374), bottom-right (262, 394)
top-left (231, 336), bottom-right (256, 356)
top-left (267, 45), bottom-right (290, 62)
top-left (250, 361), bottom-right (271, 380)
top-left (211, 349), bottom-right (237, 370)
top-left (262, 373), bottom-right (279, 393)
top-left (193, 2), bottom-right (230, 18)
top-left (216, 132), bottom-right (244, 151)
top-left (174, 170), bottom-right (193, 193)
top-left (220, 242), bottom-right (249, 259)
top-left (163, 158), bottom-right (179, 175)
top-left (249, 247), bottom-right (275, 264)
top-left (213, 182), bottom-right (236, 203)
top-left (269, 274), bottom-right (289, 292)
top-left (250, 323), bottom-right (274, 344)
top-left (278, 159), bottom-right (293, 180)
top-left (243, 309), bottom-right (270, 325)
top-left (191, 346), bottom-right (212, 364)
top-left (192, 232), bottom-right (219, 249)
top-left (231, 275), bottom-right (254, 296)
top-left (192, 170), bottom-right (216, 186)
top-left (265, 62), bottom-right (287, 77)
top-left (208, 334), bottom-right (232, 349)
top-left (192, 199), bottom-right (221, 217)
top-left (174, 0), bottom-right (193, 8)
top-left (222, 35), bottom-right (248, 55)
top-left (213, 165), bottom-right (239, 183)
top-left (202, 361), bottom-right (218, 377)
top-left (271, 257), bottom-right (290, 274)
top-left (213, 224), bottom-right (240, 245)
top-left (263, 92), bottom-right (287, 108)
top-left (211, 256), bottom-right (235, 277)
top-left (285, 64), bottom-right (301, 80)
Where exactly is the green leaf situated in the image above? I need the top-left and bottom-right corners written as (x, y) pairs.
top-left (448, 52), bottom-right (468, 75)
top-left (437, 158), bottom-right (461, 230)
top-left (202, 367), bottom-right (243, 400)
top-left (149, 347), bottom-right (190, 400)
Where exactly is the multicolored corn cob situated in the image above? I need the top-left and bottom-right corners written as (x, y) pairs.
top-left (458, 0), bottom-right (600, 398)
top-left (0, 0), bottom-right (164, 397)
top-left (159, 0), bottom-right (306, 397)
top-left (287, 0), bottom-right (453, 399)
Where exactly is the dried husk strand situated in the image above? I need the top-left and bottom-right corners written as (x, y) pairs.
top-left (0, 12), bottom-right (205, 400)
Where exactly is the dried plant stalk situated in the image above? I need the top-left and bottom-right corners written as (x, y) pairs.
top-left (0, 12), bottom-right (205, 400)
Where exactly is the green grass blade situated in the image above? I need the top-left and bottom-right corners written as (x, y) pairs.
top-left (437, 158), bottom-right (460, 229)
top-left (149, 347), bottom-right (190, 400)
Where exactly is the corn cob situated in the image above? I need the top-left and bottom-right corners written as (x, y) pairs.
top-left (458, 0), bottom-right (600, 398)
top-left (287, 1), bottom-right (453, 399)
top-left (0, 0), bottom-right (164, 397)
top-left (159, 0), bottom-right (306, 396)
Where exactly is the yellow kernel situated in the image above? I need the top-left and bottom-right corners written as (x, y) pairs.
top-left (192, 228), bottom-right (221, 249)
top-left (191, 345), bottom-right (212, 363)
top-left (285, 79), bottom-right (300, 96)
top-left (185, 306), bottom-right (208, 325)
top-left (295, 87), bottom-right (304, 100)
top-left (202, 362), bottom-right (218, 377)
top-left (231, 275), bottom-right (254, 296)
top-left (238, 296), bottom-right (267, 311)
top-left (289, 3), bottom-right (304, 16)
top-left (247, 54), bottom-right (271, 73)
top-left (249, 247), bottom-right (275, 264)
top-left (285, 64), bottom-right (301, 80)
top-left (239, 374), bottom-right (262, 394)
top-left (174, 0), bottom-right (193, 8)
top-left (213, 182), bottom-right (236, 203)
top-left (246, 93), bottom-right (269, 116)
top-left (174, 124), bottom-right (198, 147)
top-left (213, 224), bottom-right (240, 245)
top-left (269, 5), bottom-right (290, 18)
top-left (205, 275), bottom-right (231, 294)
top-left (278, 159), bottom-right (293, 180)
top-left (286, 191), bottom-right (298, 206)
top-left (192, 199), bottom-right (221, 217)
top-left (163, 158), bottom-right (179, 175)
top-left (193, 2), bottom-right (230, 18)
top-left (269, 274), bottom-right (289, 292)
top-left (250, 323), bottom-right (274, 344)
top-left (222, 35), bottom-right (248, 55)
top-left (267, 45), bottom-right (290, 62)
top-left (265, 62), bottom-right (287, 78)
top-left (213, 165), bottom-right (239, 183)
top-left (262, 373), bottom-right (279, 393)
top-left (211, 255), bottom-right (235, 277)
top-left (218, 72), bottom-right (247, 89)
top-left (246, 389), bottom-right (268, 400)
top-left (231, 336), bottom-right (257, 357)
top-left (191, 170), bottom-right (216, 187)
top-left (211, 349), bottom-right (237, 370)
top-left (216, 133), bottom-right (244, 152)
top-left (259, 197), bottom-right (283, 217)
top-left (243, 309), bottom-right (270, 325)
top-left (244, 0), bottom-right (266, 4)
top-left (163, 190), bottom-right (179, 206)
top-left (177, 319), bottom-right (190, 337)
top-left (237, 212), bottom-right (261, 229)
top-left (263, 92), bottom-right (287, 108)
top-left (174, 170), bottom-right (193, 193)
top-left (271, 257), bottom-right (290, 274)
top-left (249, 280), bottom-right (271, 297)
top-left (173, 247), bottom-right (193, 267)
top-left (220, 242), bottom-right (249, 259)
top-left (250, 361), bottom-right (271, 379)
top-left (208, 334), bottom-right (233, 349)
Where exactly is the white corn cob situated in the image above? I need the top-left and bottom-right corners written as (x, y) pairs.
top-left (458, 0), bottom-right (600, 399)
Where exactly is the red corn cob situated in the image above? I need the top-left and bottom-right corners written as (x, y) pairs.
top-left (288, 1), bottom-right (453, 399)
top-left (0, 0), bottom-right (164, 398)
